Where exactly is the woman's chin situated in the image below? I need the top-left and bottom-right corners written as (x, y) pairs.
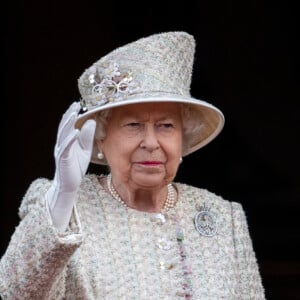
top-left (130, 172), bottom-right (167, 189)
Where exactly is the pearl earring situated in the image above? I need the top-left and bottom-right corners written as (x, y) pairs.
top-left (179, 157), bottom-right (183, 163)
top-left (97, 152), bottom-right (104, 160)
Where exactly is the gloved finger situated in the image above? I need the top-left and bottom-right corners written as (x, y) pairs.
top-left (57, 110), bottom-right (79, 146)
top-left (78, 119), bottom-right (96, 151)
top-left (58, 102), bottom-right (81, 136)
top-left (55, 128), bottom-right (80, 159)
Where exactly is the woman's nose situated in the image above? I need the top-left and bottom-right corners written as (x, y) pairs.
top-left (139, 126), bottom-right (160, 151)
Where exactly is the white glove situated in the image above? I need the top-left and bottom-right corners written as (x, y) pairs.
top-left (46, 102), bottom-right (96, 232)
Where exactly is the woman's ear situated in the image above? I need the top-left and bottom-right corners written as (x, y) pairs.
top-left (95, 138), bottom-right (104, 150)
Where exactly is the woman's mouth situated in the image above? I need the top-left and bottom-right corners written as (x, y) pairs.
top-left (138, 161), bottom-right (162, 166)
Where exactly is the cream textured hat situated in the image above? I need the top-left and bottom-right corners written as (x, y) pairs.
top-left (76, 31), bottom-right (225, 165)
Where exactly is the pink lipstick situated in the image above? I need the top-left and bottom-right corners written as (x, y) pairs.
top-left (139, 161), bottom-right (162, 166)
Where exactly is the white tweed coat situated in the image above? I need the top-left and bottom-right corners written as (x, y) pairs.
top-left (0, 174), bottom-right (265, 299)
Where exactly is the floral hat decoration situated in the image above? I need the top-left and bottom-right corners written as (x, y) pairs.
top-left (76, 31), bottom-right (225, 165)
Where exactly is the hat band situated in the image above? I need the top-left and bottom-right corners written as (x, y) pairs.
top-left (79, 90), bottom-right (191, 114)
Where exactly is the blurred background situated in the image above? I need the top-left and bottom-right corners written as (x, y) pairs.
top-left (1, 1), bottom-right (299, 299)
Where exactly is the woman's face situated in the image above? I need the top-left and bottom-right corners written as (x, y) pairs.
top-left (98, 102), bottom-right (183, 190)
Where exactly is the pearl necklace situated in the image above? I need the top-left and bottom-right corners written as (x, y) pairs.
top-left (106, 173), bottom-right (176, 211)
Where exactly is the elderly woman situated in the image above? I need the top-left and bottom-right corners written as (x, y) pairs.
top-left (0, 32), bottom-right (265, 299)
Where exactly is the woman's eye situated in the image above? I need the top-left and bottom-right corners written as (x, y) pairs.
top-left (126, 122), bottom-right (140, 127)
top-left (159, 123), bottom-right (174, 129)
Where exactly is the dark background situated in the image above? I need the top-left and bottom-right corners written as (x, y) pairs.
top-left (1, 1), bottom-right (299, 299)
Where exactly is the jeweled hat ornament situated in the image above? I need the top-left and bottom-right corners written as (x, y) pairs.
top-left (76, 31), bottom-right (225, 165)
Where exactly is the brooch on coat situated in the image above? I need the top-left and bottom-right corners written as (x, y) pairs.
top-left (194, 203), bottom-right (218, 237)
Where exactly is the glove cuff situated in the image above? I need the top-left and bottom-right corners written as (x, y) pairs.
top-left (46, 184), bottom-right (78, 232)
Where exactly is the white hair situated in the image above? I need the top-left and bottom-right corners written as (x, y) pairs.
top-left (94, 110), bottom-right (112, 141)
top-left (180, 104), bottom-right (203, 154)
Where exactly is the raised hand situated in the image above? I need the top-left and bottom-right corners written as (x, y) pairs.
top-left (46, 102), bottom-right (96, 231)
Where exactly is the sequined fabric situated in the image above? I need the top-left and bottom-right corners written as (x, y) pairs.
top-left (78, 32), bottom-right (195, 111)
top-left (0, 174), bottom-right (265, 299)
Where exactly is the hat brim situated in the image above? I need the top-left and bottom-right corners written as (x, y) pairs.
top-left (75, 95), bottom-right (225, 165)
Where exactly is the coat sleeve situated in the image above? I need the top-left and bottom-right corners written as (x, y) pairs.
top-left (0, 178), bottom-right (83, 300)
top-left (231, 202), bottom-right (266, 299)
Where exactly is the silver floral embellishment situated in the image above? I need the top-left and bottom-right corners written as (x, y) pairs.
top-left (81, 62), bottom-right (139, 111)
